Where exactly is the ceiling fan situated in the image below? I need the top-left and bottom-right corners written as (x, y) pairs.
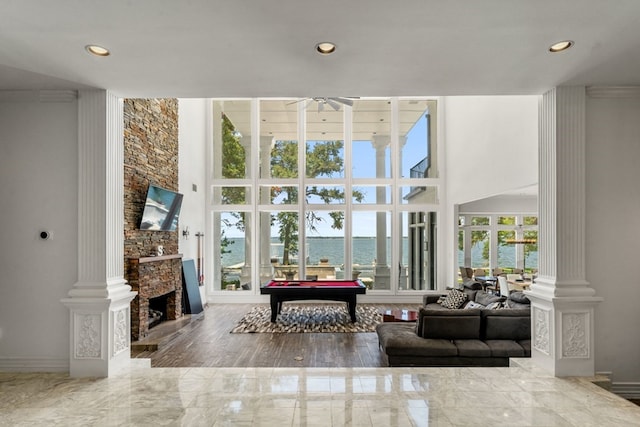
top-left (288, 97), bottom-right (359, 112)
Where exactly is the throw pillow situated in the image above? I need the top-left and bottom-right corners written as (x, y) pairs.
top-left (464, 301), bottom-right (485, 309)
top-left (440, 289), bottom-right (467, 309)
top-left (486, 301), bottom-right (503, 310)
top-left (475, 291), bottom-right (503, 306)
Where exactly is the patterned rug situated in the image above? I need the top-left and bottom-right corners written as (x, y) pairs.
top-left (230, 304), bottom-right (382, 333)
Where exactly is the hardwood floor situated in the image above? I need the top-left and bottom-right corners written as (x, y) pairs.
top-left (131, 303), bottom-right (419, 368)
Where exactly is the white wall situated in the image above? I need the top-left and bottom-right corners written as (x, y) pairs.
top-left (444, 96), bottom-right (539, 204)
top-left (442, 96), bottom-right (538, 286)
top-left (178, 99), bottom-right (208, 302)
top-left (460, 194), bottom-right (537, 214)
top-left (586, 95), bottom-right (640, 387)
top-left (0, 93), bottom-right (78, 369)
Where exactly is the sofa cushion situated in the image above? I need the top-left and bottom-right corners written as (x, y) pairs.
top-left (484, 340), bottom-right (525, 357)
top-left (376, 323), bottom-right (458, 357)
top-left (423, 294), bottom-right (445, 306)
top-left (418, 308), bottom-right (481, 340)
top-left (482, 309), bottom-right (531, 341)
top-left (462, 287), bottom-right (479, 302)
top-left (453, 339), bottom-right (492, 357)
top-left (475, 291), bottom-right (503, 306)
top-left (518, 339), bottom-right (531, 356)
top-left (509, 291), bottom-right (530, 304)
top-left (505, 291), bottom-right (531, 309)
top-left (440, 289), bottom-right (467, 309)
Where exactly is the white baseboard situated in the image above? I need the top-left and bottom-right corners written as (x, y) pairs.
top-left (0, 357), bottom-right (69, 372)
top-left (611, 382), bottom-right (640, 399)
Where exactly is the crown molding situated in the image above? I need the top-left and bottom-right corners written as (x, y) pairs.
top-left (586, 86), bottom-right (640, 98)
top-left (0, 90), bottom-right (77, 102)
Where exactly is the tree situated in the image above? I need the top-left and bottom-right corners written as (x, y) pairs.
top-left (219, 114), bottom-right (364, 265)
top-left (220, 114), bottom-right (247, 245)
top-left (270, 139), bottom-right (364, 264)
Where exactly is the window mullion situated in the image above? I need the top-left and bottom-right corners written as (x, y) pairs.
top-left (391, 97), bottom-right (399, 292)
top-left (344, 104), bottom-right (353, 278)
top-left (251, 99), bottom-right (259, 292)
top-left (298, 102), bottom-right (306, 276)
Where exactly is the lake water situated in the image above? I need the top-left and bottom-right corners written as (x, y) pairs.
top-left (222, 237), bottom-right (405, 267)
top-left (220, 237), bottom-right (538, 269)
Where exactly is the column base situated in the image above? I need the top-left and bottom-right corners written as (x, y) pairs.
top-left (526, 288), bottom-right (603, 377)
top-left (61, 288), bottom-right (137, 378)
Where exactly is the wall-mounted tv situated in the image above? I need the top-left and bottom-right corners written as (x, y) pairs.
top-left (139, 184), bottom-right (183, 231)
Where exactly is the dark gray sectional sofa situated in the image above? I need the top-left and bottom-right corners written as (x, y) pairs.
top-left (376, 288), bottom-right (531, 367)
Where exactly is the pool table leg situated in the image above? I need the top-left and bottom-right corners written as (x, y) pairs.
top-left (269, 296), bottom-right (279, 322)
top-left (347, 295), bottom-right (357, 322)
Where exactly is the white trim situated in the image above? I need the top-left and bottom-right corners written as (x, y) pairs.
top-left (0, 89), bottom-right (77, 102)
top-left (586, 86), bottom-right (640, 98)
top-left (0, 358), bottom-right (69, 372)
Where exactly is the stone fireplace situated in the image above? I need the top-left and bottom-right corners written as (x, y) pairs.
top-left (122, 99), bottom-right (181, 342)
top-left (127, 254), bottom-right (183, 341)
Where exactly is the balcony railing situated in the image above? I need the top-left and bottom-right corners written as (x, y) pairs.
top-left (410, 156), bottom-right (429, 178)
top-left (405, 157), bottom-right (429, 199)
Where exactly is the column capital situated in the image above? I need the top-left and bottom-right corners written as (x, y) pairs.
top-left (371, 135), bottom-right (390, 151)
top-left (260, 135), bottom-right (274, 146)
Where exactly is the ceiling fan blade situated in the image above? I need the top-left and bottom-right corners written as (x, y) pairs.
top-left (332, 97), bottom-right (355, 106)
top-left (326, 98), bottom-right (341, 110)
top-left (286, 98), bottom-right (309, 105)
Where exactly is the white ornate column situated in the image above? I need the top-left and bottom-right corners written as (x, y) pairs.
top-left (527, 86), bottom-right (602, 376)
top-left (61, 90), bottom-right (137, 377)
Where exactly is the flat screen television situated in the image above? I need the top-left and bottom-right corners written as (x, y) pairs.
top-left (139, 184), bottom-right (183, 231)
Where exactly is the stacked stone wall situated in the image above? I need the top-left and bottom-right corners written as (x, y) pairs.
top-left (123, 98), bottom-right (181, 340)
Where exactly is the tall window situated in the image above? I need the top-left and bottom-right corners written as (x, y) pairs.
top-left (458, 213), bottom-right (538, 275)
top-left (209, 98), bottom-right (439, 293)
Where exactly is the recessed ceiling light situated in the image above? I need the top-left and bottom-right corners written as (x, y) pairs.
top-left (85, 44), bottom-right (110, 57)
top-left (549, 40), bottom-right (574, 53)
top-left (316, 42), bottom-right (336, 55)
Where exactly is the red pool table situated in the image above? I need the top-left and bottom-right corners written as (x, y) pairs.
top-left (260, 279), bottom-right (367, 322)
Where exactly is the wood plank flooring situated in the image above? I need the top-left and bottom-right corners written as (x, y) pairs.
top-left (131, 303), bottom-right (419, 368)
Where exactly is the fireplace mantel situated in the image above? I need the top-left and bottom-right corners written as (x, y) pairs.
top-left (135, 253), bottom-right (183, 264)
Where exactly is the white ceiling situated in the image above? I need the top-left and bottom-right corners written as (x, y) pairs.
top-left (1, 1), bottom-right (640, 98)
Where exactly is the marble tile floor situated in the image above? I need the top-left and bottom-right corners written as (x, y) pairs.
top-left (1, 360), bottom-right (639, 427)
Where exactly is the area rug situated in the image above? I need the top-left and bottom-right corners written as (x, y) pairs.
top-left (230, 304), bottom-right (382, 333)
